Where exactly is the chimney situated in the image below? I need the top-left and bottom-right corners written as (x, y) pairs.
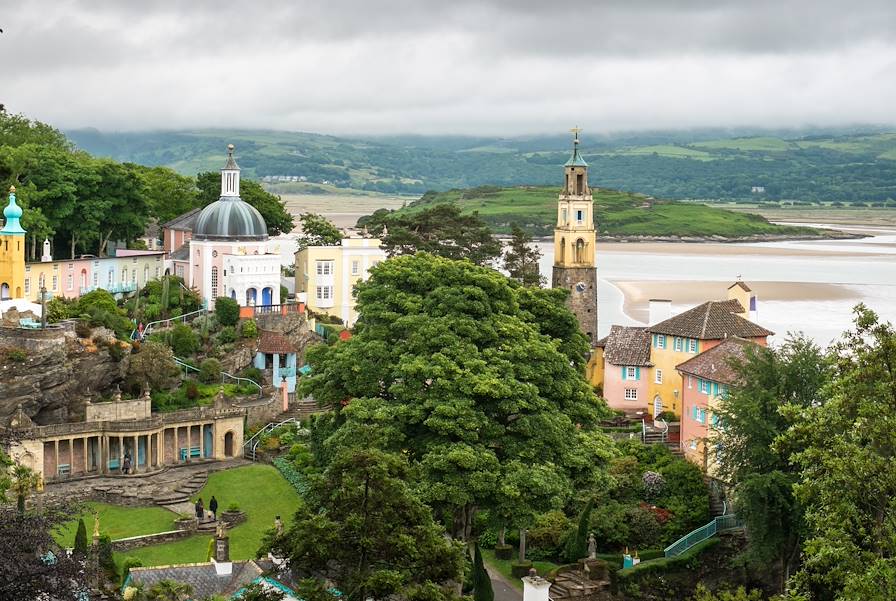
top-left (522, 570), bottom-right (551, 601)
top-left (41, 238), bottom-right (52, 262)
top-left (648, 299), bottom-right (672, 325)
top-left (213, 521), bottom-right (232, 574)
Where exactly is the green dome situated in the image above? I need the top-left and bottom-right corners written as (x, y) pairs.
top-left (1, 188), bottom-right (26, 235)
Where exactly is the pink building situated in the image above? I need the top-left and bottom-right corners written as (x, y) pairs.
top-left (597, 325), bottom-right (652, 412)
top-left (676, 337), bottom-right (755, 473)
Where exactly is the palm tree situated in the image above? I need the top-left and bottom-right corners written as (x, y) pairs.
top-left (10, 464), bottom-right (39, 513)
top-left (147, 579), bottom-right (193, 601)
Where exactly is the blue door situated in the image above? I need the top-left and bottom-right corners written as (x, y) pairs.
top-left (204, 426), bottom-right (214, 458)
top-left (262, 287), bottom-right (273, 305)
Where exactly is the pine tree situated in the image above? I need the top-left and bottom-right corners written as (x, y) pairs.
top-left (472, 542), bottom-right (494, 601)
top-left (73, 518), bottom-right (88, 557)
top-left (503, 224), bottom-right (544, 287)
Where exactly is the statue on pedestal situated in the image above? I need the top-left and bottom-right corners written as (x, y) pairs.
top-left (587, 532), bottom-right (597, 559)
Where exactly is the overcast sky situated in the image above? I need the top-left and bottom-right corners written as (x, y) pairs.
top-left (2, 0), bottom-right (896, 135)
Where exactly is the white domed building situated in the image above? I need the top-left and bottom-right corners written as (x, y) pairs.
top-left (186, 145), bottom-right (281, 308)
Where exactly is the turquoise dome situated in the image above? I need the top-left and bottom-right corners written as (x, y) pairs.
top-left (1, 188), bottom-right (26, 235)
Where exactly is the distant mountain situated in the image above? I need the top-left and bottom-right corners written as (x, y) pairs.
top-left (66, 127), bottom-right (896, 202)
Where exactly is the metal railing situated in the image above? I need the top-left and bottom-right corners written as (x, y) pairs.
top-left (664, 514), bottom-right (742, 558)
top-left (243, 417), bottom-right (299, 461)
top-left (221, 371), bottom-right (263, 397)
top-left (133, 308), bottom-right (208, 340)
top-left (253, 302), bottom-right (302, 316)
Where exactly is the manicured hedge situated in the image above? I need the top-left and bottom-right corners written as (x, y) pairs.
top-left (613, 537), bottom-right (720, 592)
top-left (272, 457), bottom-right (309, 497)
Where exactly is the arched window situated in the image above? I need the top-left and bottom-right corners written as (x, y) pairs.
top-left (559, 238), bottom-right (566, 264)
top-left (575, 238), bottom-right (585, 263)
top-left (210, 266), bottom-right (218, 299)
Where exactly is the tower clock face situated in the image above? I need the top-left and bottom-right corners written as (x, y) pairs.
top-left (575, 281), bottom-right (587, 293)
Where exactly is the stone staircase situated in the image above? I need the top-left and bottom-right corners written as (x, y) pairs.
top-left (549, 569), bottom-right (609, 600)
top-left (274, 398), bottom-right (330, 423)
top-left (155, 470), bottom-right (208, 508)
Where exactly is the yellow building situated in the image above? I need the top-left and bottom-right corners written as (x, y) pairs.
top-left (551, 129), bottom-right (598, 345)
top-left (294, 236), bottom-right (385, 327)
top-left (0, 186), bottom-right (27, 300)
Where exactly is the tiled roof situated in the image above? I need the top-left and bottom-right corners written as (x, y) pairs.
top-left (128, 560), bottom-right (263, 599)
top-left (728, 281), bottom-right (752, 292)
top-left (257, 330), bottom-right (298, 354)
top-left (603, 325), bottom-right (653, 366)
top-left (648, 300), bottom-right (773, 340)
top-left (675, 337), bottom-right (756, 385)
top-left (161, 207), bottom-right (201, 230)
top-left (595, 335), bottom-right (609, 349)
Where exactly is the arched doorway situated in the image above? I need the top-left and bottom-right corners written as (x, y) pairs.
top-left (246, 288), bottom-right (257, 306)
top-left (224, 431), bottom-right (235, 457)
top-left (230, 289), bottom-right (236, 300)
top-left (262, 287), bottom-right (273, 305)
top-left (574, 239), bottom-right (585, 263)
top-left (80, 269), bottom-right (87, 290)
top-left (15, 286), bottom-right (21, 298)
top-left (0, 283), bottom-right (9, 300)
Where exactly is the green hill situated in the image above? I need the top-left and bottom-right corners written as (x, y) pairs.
top-left (66, 127), bottom-right (896, 203)
top-left (398, 186), bottom-right (833, 239)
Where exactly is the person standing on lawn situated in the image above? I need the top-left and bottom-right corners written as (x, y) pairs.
top-left (195, 498), bottom-right (204, 521)
top-left (209, 496), bottom-right (219, 521)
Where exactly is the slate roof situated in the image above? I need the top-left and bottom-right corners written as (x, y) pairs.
top-left (602, 325), bottom-right (653, 366)
top-left (648, 300), bottom-right (773, 340)
top-left (675, 337), bottom-right (756, 385)
top-left (257, 330), bottom-right (298, 354)
top-left (161, 207), bottom-right (201, 231)
top-left (127, 560), bottom-right (263, 599)
top-left (193, 197), bottom-right (268, 241)
top-left (169, 245), bottom-right (190, 261)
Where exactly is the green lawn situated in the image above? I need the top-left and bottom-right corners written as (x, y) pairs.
top-left (480, 548), bottom-right (560, 589)
top-left (117, 464), bottom-right (301, 567)
top-left (55, 503), bottom-right (179, 547)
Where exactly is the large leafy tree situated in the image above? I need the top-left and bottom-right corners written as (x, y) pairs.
top-left (0, 108), bottom-right (69, 149)
top-left (295, 212), bottom-right (342, 249)
top-left (267, 447), bottom-right (464, 601)
top-left (503, 224), bottom-right (544, 287)
top-left (363, 204), bottom-right (502, 266)
top-left (782, 307), bottom-right (896, 600)
top-left (300, 253), bottom-right (610, 540)
top-left (197, 171), bottom-right (294, 235)
top-left (136, 165), bottom-right (200, 224)
top-left (712, 335), bottom-right (830, 591)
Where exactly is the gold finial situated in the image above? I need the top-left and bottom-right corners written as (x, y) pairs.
top-left (8, 185), bottom-right (15, 193)
top-left (570, 126), bottom-right (582, 145)
top-left (93, 512), bottom-right (100, 538)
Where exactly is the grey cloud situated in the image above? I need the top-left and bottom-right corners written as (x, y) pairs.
top-left (0, 0), bottom-right (894, 133)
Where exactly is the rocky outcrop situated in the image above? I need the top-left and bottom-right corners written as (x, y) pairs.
top-left (254, 311), bottom-right (317, 365)
top-left (0, 328), bottom-right (128, 426)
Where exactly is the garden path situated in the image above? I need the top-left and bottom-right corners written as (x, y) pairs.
top-left (486, 565), bottom-right (523, 601)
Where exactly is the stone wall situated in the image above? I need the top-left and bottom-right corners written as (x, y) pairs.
top-left (111, 529), bottom-right (191, 552)
top-left (551, 265), bottom-right (598, 346)
top-left (236, 395), bottom-right (281, 428)
top-left (86, 397), bottom-right (151, 422)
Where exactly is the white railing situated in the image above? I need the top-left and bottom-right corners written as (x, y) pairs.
top-left (243, 417), bottom-right (299, 461)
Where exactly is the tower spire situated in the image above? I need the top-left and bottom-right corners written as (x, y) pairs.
top-left (220, 144), bottom-right (241, 198)
top-left (2, 185), bottom-right (26, 234)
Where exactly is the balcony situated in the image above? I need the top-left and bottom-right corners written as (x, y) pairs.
top-left (80, 282), bottom-right (138, 295)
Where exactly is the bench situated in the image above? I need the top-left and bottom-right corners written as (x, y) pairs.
top-left (179, 447), bottom-right (201, 461)
top-left (108, 458), bottom-right (120, 470)
top-left (57, 464), bottom-right (71, 476)
top-left (19, 318), bottom-right (40, 329)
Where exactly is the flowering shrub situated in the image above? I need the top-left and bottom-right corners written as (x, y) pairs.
top-left (642, 471), bottom-right (667, 500)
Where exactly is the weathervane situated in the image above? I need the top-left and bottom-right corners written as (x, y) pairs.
top-left (570, 126), bottom-right (582, 146)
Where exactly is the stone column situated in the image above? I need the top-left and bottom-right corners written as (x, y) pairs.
top-left (133, 435), bottom-right (139, 473)
top-left (100, 437), bottom-right (107, 474)
top-left (68, 439), bottom-right (73, 476)
top-left (118, 435), bottom-right (124, 471)
top-left (157, 432), bottom-right (163, 467)
top-left (83, 437), bottom-right (89, 473)
top-left (54, 440), bottom-right (59, 479)
top-left (186, 425), bottom-right (192, 463)
top-left (199, 424), bottom-right (205, 459)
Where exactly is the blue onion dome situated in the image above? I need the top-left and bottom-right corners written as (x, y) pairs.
top-left (2, 186), bottom-right (26, 234)
top-left (193, 198), bottom-right (268, 241)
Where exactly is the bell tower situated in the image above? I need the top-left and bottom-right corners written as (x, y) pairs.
top-left (0, 186), bottom-right (27, 301)
top-left (551, 128), bottom-right (598, 345)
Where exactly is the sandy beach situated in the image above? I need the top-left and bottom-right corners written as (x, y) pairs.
top-left (596, 241), bottom-right (896, 257)
top-left (612, 280), bottom-right (862, 323)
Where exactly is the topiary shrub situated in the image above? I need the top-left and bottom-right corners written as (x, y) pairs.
top-left (215, 297), bottom-right (240, 327)
top-left (217, 326), bottom-right (236, 344)
top-left (170, 323), bottom-right (199, 356)
top-left (199, 358), bottom-right (223, 384)
top-left (240, 318), bottom-right (258, 339)
top-left (73, 518), bottom-right (88, 557)
top-left (510, 560), bottom-right (533, 578)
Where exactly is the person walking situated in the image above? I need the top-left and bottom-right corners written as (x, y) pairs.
top-left (195, 498), bottom-right (204, 521)
top-left (209, 496), bottom-right (219, 521)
